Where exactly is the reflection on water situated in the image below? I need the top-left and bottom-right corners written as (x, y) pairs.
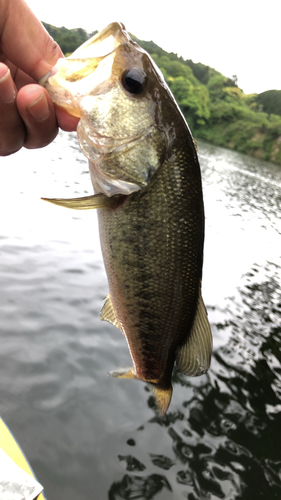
top-left (0, 135), bottom-right (280, 499)
top-left (109, 473), bottom-right (172, 499)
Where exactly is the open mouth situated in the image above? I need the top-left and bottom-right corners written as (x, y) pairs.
top-left (38, 22), bottom-right (130, 117)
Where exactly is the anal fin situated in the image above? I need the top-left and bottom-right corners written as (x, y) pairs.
top-left (108, 368), bottom-right (172, 416)
top-left (151, 385), bottom-right (173, 417)
top-left (100, 294), bottom-right (120, 329)
top-left (108, 367), bottom-right (136, 379)
top-left (176, 292), bottom-right (212, 377)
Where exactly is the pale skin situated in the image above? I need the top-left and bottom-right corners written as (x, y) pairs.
top-left (0, 0), bottom-right (79, 156)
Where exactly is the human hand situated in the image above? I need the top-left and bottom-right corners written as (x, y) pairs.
top-left (0, 0), bottom-right (79, 156)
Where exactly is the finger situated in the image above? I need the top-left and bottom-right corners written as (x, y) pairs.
top-left (16, 84), bottom-right (59, 149)
top-left (11, 68), bottom-right (79, 133)
top-left (0, 0), bottom-right (63, 81)
top-left (55, 106), bottom-right (80, 132)
top-left (14, 67), bottom-right (36, 91)
top-left (0, 63), bottom-right (25, 156)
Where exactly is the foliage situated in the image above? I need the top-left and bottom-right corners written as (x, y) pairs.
top-left (169, 77), bottom-right (210, 128)
top-left (42, 22), bottom-right (97, 55)
top-left (42, 22), bottom-right (281, 166)
top-left (207, 74), bottom-right (228, 100)
top-left (255, 90), bottom-right (281, 117)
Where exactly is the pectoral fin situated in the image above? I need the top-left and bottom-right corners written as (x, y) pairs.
top-left (176, 293), bottom-right (212, 377)
top-left (41, 194), bottom-right (113, 210)
top-left (100, 294), bottom-right (120, 329)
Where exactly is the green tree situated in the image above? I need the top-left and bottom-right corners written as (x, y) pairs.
top-left (207, 74), bottom-right (227, 100)
top-left (170, 77), bottom-right (210, 129)
top-left (256, 90), bottom-right (281, 117)
top-left (42, 22), bottom-right (95, 54)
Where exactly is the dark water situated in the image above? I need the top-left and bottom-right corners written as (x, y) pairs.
top-left (0, 135), bottom-right (280, 499)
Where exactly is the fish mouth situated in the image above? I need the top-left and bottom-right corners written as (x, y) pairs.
top-left (38, 22), bottom-right (132, 118)
top-left (67, 22), bottom-right (129, 62)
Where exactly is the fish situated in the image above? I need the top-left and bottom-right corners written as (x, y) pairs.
top-left (39, 22), bottom-right (212, 416)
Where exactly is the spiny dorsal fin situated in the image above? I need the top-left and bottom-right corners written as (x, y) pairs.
top-left (100, 294), bottom-right (120, 329)
top-left (41, 193), bottom-right (113, 210)
top-left (176, 293), bottom-right (212, 377)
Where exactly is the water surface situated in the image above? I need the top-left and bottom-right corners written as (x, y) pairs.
top-left (0, 135), bottom-right (280, 499)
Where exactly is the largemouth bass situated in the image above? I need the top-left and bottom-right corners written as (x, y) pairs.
top-left (40, 22), bottom-right (212, 415)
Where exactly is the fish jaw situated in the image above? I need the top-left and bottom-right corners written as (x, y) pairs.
top-left (38, 22), bottom-right (126, 116)
top-left (38, 47), bottom-right (116, 118)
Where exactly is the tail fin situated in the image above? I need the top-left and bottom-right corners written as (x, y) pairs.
top-left (108, 367), bottom-right (172, 416)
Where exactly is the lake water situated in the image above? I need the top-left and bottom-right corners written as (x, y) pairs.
top-left (0, 134), bottom-right (280, 500)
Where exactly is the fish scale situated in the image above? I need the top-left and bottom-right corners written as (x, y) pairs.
top-left (97, 134), bottom-right (204, 386)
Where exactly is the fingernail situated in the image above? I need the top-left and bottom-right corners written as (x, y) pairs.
top-left (27, 93), bottom-right (50, 122)
top-left (0, 68), bottom-right (16, 104)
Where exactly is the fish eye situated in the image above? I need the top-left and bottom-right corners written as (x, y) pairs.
top-left (121, 68), bottom-right (147, 95)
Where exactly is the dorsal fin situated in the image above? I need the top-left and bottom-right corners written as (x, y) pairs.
top-left (100, 294), bottom-right (120, 329)
top-left (41, 193), bottom-right (113, 210)
top-left (176, 293), bottom-right (212, 376)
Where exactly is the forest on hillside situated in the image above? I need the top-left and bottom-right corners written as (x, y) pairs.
top-left (42, 22), bottom-right (281, 166)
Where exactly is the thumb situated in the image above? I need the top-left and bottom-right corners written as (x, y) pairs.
top-left (0, 0), bottom-right (63, 81)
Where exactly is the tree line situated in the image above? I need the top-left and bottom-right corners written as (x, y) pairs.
top-left (42, 22), bottom-right (281, 166)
